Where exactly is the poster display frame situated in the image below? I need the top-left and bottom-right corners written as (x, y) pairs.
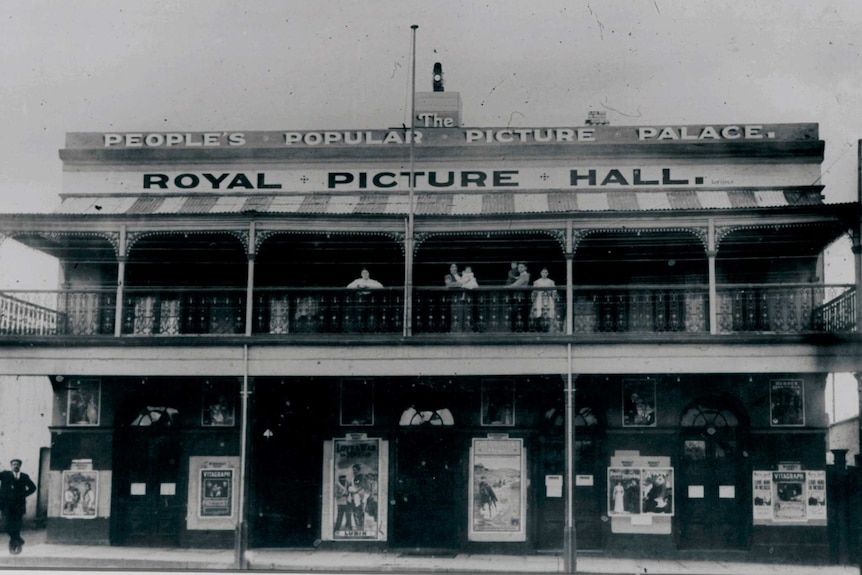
top-left (468, 436), bottom-right (527, 542)
top-left (330, 436), bottom-right (383, 540)
top-left (61, 469), bottom-right (98, 519)
top-left (607, 467), bottom-right (674, 516)
top-left (751, 469), bottom-right (827, 524)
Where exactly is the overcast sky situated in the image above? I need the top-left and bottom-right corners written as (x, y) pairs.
top-left (1, 0), bottom-right (861, 212)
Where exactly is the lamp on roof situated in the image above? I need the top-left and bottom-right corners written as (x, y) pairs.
top-left (433, 62), bottom-right (444, 92)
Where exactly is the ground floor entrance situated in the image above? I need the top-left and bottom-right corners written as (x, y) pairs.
top-left (390, 430), bottom-right (467, 548)
top-left (112, 429), bottom-right (184, 546)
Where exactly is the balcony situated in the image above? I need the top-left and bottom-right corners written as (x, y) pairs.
top-left (0, 284), bottom-right (855, 339)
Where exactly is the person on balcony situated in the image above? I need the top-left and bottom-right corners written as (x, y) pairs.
top-left (505, 261), bottom-right (520, 286)
top-left (346, 268), bottom-right (383, 333)
top-left (460, 266), bottom-right (479, 289)
top-left (531, 268), bottom-right (558, 332)
top-left (346, 268), bottom-right (383, 290)
top-left (445, 264), bottom-right (472, 332)
top-left (506, 263), bottom-right (531, 331)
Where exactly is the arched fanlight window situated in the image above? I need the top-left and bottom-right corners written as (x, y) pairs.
top-left (681, 405), bottom-right (739, 429)
top-left (543, 406), bottom-right (599, 428)
top-left (399, 407), bottom-right (454, 426)
top-left (680, 400), bottom-right (743, 462)
top-left (131, 406), bottom-right (179, 427)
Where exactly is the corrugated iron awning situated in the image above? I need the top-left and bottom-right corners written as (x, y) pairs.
top-left (53, 188), bottom-right (824, 216)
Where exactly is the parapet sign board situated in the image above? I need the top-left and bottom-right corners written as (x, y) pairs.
top-left (61, 124), bottom-right (821, 195)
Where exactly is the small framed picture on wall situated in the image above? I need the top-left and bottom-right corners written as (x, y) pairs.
top-left (622, 379), bottom-right (656, 427)
top-left (67, 379), bottom-right (100, 426)
top-left (770, 379), bottom-right (804, 426)
top-left (340, 378), bottom-right (374, 426)
top-left (481, 379), bottom-right (515, 426)
top-left (202, 380), bottom-right (236, 427)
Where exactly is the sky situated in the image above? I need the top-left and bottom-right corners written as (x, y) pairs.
top-left (1, 0), bottom-right (861, 213)
top-left (0, 1), bottom-right (860, 418)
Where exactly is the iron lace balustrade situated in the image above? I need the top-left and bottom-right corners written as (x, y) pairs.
top-left (572, 285), bottom-right (709, 334)
top-left (717, 283), bottom-right (856, 334)
top-left (121, 288), bottom-right (246, 335)
top-left (813, 286), bottom-right (856, 332)
top-left (412, 286), bottom-right (565, 334)
top-left (253, 287), bottom-right (403, 335)
top-left (0, 289), bottom-right (116, 336)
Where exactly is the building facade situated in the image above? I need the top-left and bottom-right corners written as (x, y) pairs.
top-left (0, 88), bottom-right (859, 563)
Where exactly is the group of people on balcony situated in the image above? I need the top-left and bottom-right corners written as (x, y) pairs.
top-left (444, 261), bottom-right (560, 333)
top-left (339, 263), bottom-right (561, 333)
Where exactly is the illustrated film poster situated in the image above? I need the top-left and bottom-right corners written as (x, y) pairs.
top-left (608, 467), bottom-right (642, 516)
top-left (772, 471), bottom-right (807, 521)
top-left (641, 468), bottom-right (674, 515)
top-left (752, 470), bottom-right (773, 520)
top-left (200, 468), bottom-right (233, 517)
top-left (333, 438), bottom-right (380, 540)
top-left (770, 379), bottom-right (804, 426)
top-left (61, 469), bottom-right (97, 519)
top-left (67, 379), bottom-right (100, 426)
top-left (470, 438), bottom-right (525, 541)
top-left (622, 379), bottom-right (656, 427)
top-left (806, 470), bottom-right (827, 520)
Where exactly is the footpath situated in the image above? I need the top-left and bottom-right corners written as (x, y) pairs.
top-left (0, 530), bottom-right (857, 574)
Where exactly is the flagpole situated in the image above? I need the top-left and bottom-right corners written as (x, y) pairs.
top-left (404, 24), bottom-right (418, 337)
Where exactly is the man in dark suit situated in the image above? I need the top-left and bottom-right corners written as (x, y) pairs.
top-left (0, 459), bottom-right (37, 551)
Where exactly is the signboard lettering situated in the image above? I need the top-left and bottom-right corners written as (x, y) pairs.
top-left (84, 124), bottom-right (801, 150)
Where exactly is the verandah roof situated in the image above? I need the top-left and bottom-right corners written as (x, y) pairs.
top-left (53, 188), bottom-right (824, 217)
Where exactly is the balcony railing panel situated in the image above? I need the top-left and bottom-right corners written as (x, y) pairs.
top-left (717, 284), bottom-right (855, 334)
top-left (0, 290), bottom-right (116, 336)
top-left (813, 286), bottom-right (856, 332)
top-left (412, 287), bottom-right (565, 334)
top-left (0, 284), bottom-right (856, 338)
top-left (253, 288), bottom-right (403, 335)
top-left (572, 286), bottom-right (708, 334)
top-left (122, 289), bottom-right (245, 335)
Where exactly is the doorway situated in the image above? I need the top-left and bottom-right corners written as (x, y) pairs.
top-left (249, 380), bottom-right (324, 547)
top-left (678, 400), bottom-right (749, 549)
top-left (112, 426), bottom-right (184, 546)
top-left (390, 430), bottom-right (467, 549)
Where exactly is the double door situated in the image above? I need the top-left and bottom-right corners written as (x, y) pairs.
top-left (112, 431), bottom-right (184, 546)
top-left (678, 429), bottom-right (748, 549)
top-left (390, 431), bottom-right (466, 548)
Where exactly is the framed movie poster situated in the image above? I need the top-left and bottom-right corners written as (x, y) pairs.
top-left (481, 379), bottom-right (515, 426)
top-left (772, 471), bottom-right (807, 521)
top-left (622, 379), bottom-right (656, 427)
top-left (468, 437), bottom-right (526, 542)
top-left (202, 380), bottom-right (236, 426)
top-left (770, 379), bottom-right (804, 426)
top-left (608, 467), bottom-right (642, 515)
top-left (752, 470), bottom-right (773, 520)
top-left (199, 468), bottom-right (233, 517)
top-left (67, 379), bottom-right (100, 426)
top-left (340, 378), bottom-right (374, 426)
top-left (641, 468), bottom-right (674, 515)
top-left (61, 470), bottom-right (97, 519)
top-left (806, 470), bottom-right (827, 520)
top-left (332, 437), bottom-right (381, 539)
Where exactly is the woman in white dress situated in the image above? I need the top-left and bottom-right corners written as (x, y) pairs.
top-left (531, 268), bottom-right (558, 332)
top-left (612, 481), bottom-right (626, 513)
